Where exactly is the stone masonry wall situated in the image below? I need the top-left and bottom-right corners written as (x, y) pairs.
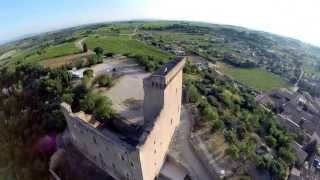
top-left (61, 104), bottom-right (143, 180)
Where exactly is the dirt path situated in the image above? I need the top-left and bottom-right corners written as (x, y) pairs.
top-left (169, 106), bottom-right (214, 180)
top-left (75, 37), bottom-right (87, 52)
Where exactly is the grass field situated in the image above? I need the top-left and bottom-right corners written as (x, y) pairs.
top-left (85, 36), bottom-right (171, 60)
top-left (219, 62), bottom-right (290, 91)
top-left (24, 42), bottom-right (81, 64)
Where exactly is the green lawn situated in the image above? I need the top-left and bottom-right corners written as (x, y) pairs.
top-left (85, 36), bottom-right (171, 60)
top-left (219, 63), bottom-right (290, 91)
top-left (24, 42), bottom-right (81, 63)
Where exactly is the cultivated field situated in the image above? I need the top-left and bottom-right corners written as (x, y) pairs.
top-left (85, 36), bottom-right (171, 60)
top-left (24, 42), bottom-right (81, 64)
top-left (218, 62), bottom-right (290, 91)
top-left (39, 51), bottom-right (94, 68)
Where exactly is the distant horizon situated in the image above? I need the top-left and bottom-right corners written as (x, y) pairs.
top-left (1, 19), bottom-right (319, 49)
top-left (1, 0), bottom-right (320, 47)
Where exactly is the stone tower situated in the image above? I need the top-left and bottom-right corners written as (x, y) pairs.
top-left (61, 57), bottom-right (186, 180)
top-left (139, 58), bottom-right (185, 179)
top-left (143, 58), bottom-right (185, 124)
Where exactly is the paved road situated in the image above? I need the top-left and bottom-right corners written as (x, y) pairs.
top-left (169, 106), bottom-right (214, 180)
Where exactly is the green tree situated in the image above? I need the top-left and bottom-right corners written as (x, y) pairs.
top-left (95, 75), bottom-right (113, 87)
top-left (88, 55), bottom-right (102, 65)
top-left (94, 47), bottom-right (104, 56)
top-left (79, 91), bottom-right (114, 121)
top-left (278, 147), bottom-right (296, 165)
top-left (266, 135), bottom-right (277, 148)
top-left (201, 105), bottom-right (218, 121)
top-left (185, 83), bottom-right (201, 103)
top-left (211, 120), bottom-right (224, 132)
top-left (277, 133), bottom-right (292, 148)
top-left (226, 145), bottom-right (240, 160)
top-left (239, 140), bottom-right (256, 160)
top-left (62, 93), bottom-right (74, 104)
top-left (93, 96), bottom-right (114, 120)
top-left (0, 64), bottom-right (72, 180)
top-left (270, 159), bottom-right (287, 180)
top-left (79, 92), bottom-right (96, 113)
top-left (256, 154), bottom-right (273, 170)
top-left (83, 43), bottom-right (88, 52)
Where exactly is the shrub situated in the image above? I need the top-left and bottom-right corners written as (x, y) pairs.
top-left (94, 47), bottom-right (104, 56)
top-left (79, 91), bottom-right (114, 121)
top-left (83, 69), bottom-right (94, 78)
top-left (88, 55), bottom-right (102, 65)
top-left (95, 75), bottom-right (113, 87)
top-left (93, 96), bottom-right (113, 120)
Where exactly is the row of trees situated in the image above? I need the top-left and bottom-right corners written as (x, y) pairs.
top-left (125, 53), bottom-right (167, 72)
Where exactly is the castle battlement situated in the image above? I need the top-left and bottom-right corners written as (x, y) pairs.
top-left (61, 57), bottom-right (185, 180)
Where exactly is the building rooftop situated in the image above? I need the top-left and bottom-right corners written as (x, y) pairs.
top-left (153, 57), bottom-right (184, 77)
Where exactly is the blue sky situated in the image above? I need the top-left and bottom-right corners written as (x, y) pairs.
top-left (1, 0), bottom-right (320, 46)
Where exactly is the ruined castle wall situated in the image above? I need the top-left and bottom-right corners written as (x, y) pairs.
top-left (61, 58), bottom-right (185, 180)
top-left (139, 70), bottom-right (183, 180)
top-left (61, 104), bottom-right (143, 180)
